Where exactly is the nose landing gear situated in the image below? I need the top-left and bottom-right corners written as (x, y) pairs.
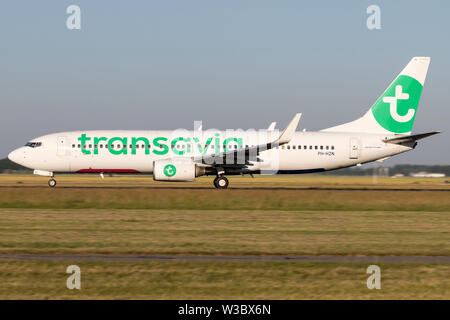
top-left (213, 176), bottom-right (229, 189)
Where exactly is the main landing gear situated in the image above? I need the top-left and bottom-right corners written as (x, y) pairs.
top-left (48, 178), bottom-right (57, 187)
top-left (213, 176), bottom-right (229, 189)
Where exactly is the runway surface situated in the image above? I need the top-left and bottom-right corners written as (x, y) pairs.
top-left (0, 254), bottom-right (448, 263)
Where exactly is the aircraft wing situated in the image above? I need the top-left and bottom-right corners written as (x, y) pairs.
top-left (193, 113), bottom-right (301, 167)
top-left (383, 131), bottom-right (441, 144)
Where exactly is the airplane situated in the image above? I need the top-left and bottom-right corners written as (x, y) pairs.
top-left (7, 57), bottom-right (440, 189)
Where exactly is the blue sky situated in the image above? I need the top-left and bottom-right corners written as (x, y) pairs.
top-left (0, 0), bottom-right (448, 164)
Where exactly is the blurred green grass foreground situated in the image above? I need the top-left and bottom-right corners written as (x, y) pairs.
top-left (0, 174), bottom-right (448, 299)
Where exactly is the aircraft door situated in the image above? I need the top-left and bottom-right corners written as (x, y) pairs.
top-left (56, 136), bottom-right (71, 171)
top-left (349, 138), bottom-right (360, 159)
top-left (57, 136), bottom-right (69, 157)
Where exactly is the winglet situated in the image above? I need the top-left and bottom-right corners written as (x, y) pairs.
top-left (267, 122), bottom-right (277, 131)
top-left (278, 113), bottom-right (302, 145)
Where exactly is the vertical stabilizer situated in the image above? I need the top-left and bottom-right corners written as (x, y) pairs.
top-left (323, 57), bottom-right (430, 135)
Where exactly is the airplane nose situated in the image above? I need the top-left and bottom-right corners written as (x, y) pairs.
top-left (8, 149), bottom-right (22, 164)
top-left (8, 150), bottom-right (17, 162)
top-left (8, 147), bottom-right (31, 168)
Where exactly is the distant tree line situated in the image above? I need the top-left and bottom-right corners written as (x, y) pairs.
top-left (0, 158), bottom-right (31, 173)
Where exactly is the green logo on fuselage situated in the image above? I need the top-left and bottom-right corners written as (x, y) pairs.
top-left (371, 75), bottom-right (423, 133)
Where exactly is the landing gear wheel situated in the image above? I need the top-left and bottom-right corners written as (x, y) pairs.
top-left (48, 179), bottom-right (56, 188)
top-left (214, 176), bottom-right (229, 189)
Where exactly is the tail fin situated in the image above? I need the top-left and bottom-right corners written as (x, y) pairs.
top-left (323, 57), bottom-right (430, 135)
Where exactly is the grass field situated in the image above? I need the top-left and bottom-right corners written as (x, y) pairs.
top-left (0, 174), bottom-right (448, 299)
top-left (1, 175), bottom-right (450, 212)
top-left (0, 209), bottom-right (448, 256)
top-left (1, 261), bottom-right (448, 299)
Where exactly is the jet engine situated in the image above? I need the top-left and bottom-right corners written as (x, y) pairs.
top-left (153, 158), bottom-right (209, 181)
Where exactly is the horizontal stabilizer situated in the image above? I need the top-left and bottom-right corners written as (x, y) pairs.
top-left (383, 131), bottom-right (441, 144)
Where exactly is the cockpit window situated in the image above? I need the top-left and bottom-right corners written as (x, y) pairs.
top-left (25, 142), bottom-right (42, 148)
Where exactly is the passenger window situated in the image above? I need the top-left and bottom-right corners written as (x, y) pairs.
top-left (309, 146), bottom-right (312, 149)
top-left (320, 146), bottom-right (323, 150)
top-left (282, 145), bottom-right (285, 150)
top-left (89, 144), bottom-right (92, 149)
top-left (326, 146), bottom-right (329, 150)
top-left (72, 144), bottom-right (75, 148)
top-left (78, 144), bottom-right (81, 148)
top-left (315, 146), bottom-right (318, 150)
top-left (287, 145), bottom-right (290, 150)
top-left (331, 146), bottom-right (335, 150)
top-left (147, 145), bottom-right (151, 149)
top-left (292, 146), bottom-right (296, 150)
top-left (100, 145), bottom-right (103, 148)
top-left (94, 145), bottom-right (98, 149)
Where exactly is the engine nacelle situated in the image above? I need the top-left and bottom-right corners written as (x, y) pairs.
top-left (153, 158), bottom-right (207, 181)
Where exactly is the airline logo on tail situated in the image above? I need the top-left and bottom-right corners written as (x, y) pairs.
top-left (371, 75), bottom-right (423, 133)
top-left (383, 85), bottom-right (414, 122)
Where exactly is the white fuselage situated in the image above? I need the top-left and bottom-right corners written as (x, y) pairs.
top-left (8, 130), bottom-right (412, 174)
